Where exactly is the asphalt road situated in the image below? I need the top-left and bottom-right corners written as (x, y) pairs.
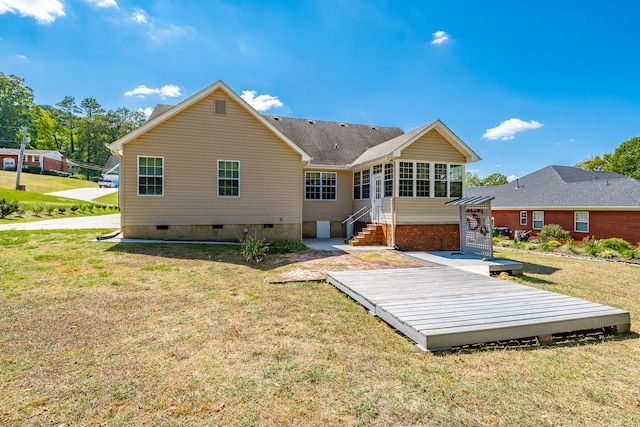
top-left (47, 188), bottom-right (118, 202)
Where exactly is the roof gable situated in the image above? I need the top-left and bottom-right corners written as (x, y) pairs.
top-left (108, 81), bottom-right (311, 162)
top-left (350, 120), bottom-right (480, 167)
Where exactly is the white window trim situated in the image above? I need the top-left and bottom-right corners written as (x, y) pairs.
top-left (574, 211), bottom-right (589, 233)
top-left (396, 161), bottom-right (464, 198)
top-left (305, 171), bottom-right (337, 201)
top-left (520, 211), bottom-right (527, 226)
top-left (532, 211), bottom-right (544, 230)
top-left (137, 155), bottom-right (164, 197)
top-left (217, 160), bottom-right (240, 198)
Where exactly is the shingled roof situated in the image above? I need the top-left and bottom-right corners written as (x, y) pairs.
top-left (466, 165), bottom-right (640, 208)
top-left (263, 115), bottom-right (403, 166)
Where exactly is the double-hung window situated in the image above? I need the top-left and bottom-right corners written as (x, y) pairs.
top-left (520, 211), bottom-right (527, 226)
top-left (434, 163), bottom-right (448, 197)
top-left (353, 171), bottom-right (361, 199)
top-left (449, 165), bottom-right (463, 197)
top-left (306, 172), bottom-right (336, 200)
top-left (575, 211), bottom-right (589, 233)
top-left (532, 211), bottom-right (544, 229)
top-left (361, 169), bottom-right (370, 199)
top-left (398, 162), bottom-right (414, 197)
top-left (138, 156), bottom-right (163, 196)
top-left (384, 164), bottom-right (393, 197)
top-left (218, 160), bottom-right (240, 197)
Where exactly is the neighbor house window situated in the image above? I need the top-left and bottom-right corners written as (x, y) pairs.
top-left (532, 211), bottom-right (544, 229)
top-left (33, 156), bottom-right (40, 162)
top-left (306, 171), bottom-right (336, 200)
top-left (384, 163), bottom-right (393, 197)
top-left (218, 160), bottom-right (240, 197)
top-left (138, 156), bottom-right (163, 196)
top-left (520, 211), bottom-right (527, 225)
top-left (575, 211), bottom-right (589, 233)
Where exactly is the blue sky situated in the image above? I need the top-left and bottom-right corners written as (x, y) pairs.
top-left (2, 0), bottom-right (639, 179)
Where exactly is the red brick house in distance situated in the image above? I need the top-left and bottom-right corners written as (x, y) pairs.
top-left (466, 166), bottom-right (640, 244)
top-left (0, 148), bottom-right (68, 174)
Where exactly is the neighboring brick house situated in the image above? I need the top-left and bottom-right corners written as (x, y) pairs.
top-left (0, 148), bottom-right (68, 173)
top-left (466, 165), bottom-right (640, 244)
top-left (108, 80), bottom-right (481, 250)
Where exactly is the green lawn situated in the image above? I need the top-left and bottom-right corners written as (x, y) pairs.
top-left (0, 170), bottom-right (97, 193)
top-left (92, 191), bottom-right (119, 206)
top-left (0, 232), bottom-right (637, 426)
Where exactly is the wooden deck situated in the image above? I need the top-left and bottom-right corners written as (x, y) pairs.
top-left (326, 267), bottom-right (631, 351)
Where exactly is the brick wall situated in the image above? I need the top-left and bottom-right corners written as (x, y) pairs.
top-left (381, 223), bottom-right (460, 251)
top-left (494, 210), bottom-right (640, 244)
top-left (43, 156), bottom-right (68, 172)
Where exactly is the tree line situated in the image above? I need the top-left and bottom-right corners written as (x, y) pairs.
top-left (0, 72), bottom-right (146, 177)
top-left (574, 136), bottom-right (640, 179)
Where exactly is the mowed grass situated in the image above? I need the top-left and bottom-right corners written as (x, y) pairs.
top-left (0, 170), bottom-right (97, 193)
top-left (91, 190), bottom-right (119, 206)
top-left (1, 232), bottom-right (638, 426)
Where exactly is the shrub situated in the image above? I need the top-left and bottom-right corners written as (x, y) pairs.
top-left (541, 240), bottom-right (562, 251)
top-left (598, 249), bottom-right (619, 259)
top-left (58, 207), bottom-right (66, 215)
top-left (581, 236), bottom-right (600, 256)
top-left (538, 224), bottom-right (571, 242)
top-left (70, 205), bottom-right (80, 213)
top-left (23, 166), bottom-right (42, 174)
top-left (45, 205), bottom-right (55, 216)
top-left (0, 198), bottom-right (20, 218)
top-left (31, 204), bottom-right (44, 217)
top-left (270, 240), bottom-right (308, 254)
top-left (241, 235), bottom-right (270, 263)
top-left (598, 238), bottom-right (631, 253)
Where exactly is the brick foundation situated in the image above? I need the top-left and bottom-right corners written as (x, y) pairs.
top-left (381, 223), bottom-right (460, 251)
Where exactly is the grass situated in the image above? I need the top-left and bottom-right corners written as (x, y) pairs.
top-left (0, 170), bottom-right (97, 193)
top-left (0, 231), bottom-right (638, 426)
top-left (92, 190), bottom-right (119, 206)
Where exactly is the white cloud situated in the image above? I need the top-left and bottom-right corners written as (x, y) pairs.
top-left (132, 8), bottom-right (147, 24)
top-left (482, 118), bottom-right (543, 140)
top-left (0, 0), bottom-right (65, 24)
top-left (138, 107), bottom-right (154, 117)
top-left (17, 55), bottom-right (28, 60)
top-left (87, 0), bottom-right (118, 8)
top-left (431, 30), bottom-right (450, 45)
top-left (507, 175), bottom-right (518, 182)
top-left (241, 90), bottom-right (283, 111)
top-left (124, 84), bottom-right (182, 99)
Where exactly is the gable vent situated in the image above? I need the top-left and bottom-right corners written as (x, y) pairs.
top-left (214, 99), bottom-right (226, 115)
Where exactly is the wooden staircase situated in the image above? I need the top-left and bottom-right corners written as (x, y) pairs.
top-left (347, 223), bottom-right (386, 246)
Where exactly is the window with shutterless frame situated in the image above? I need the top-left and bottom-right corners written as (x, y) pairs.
top-left (218, 160), bottom-right (240, 197)
top-left (306, 171), bottom-right (337, 200)
top-left (520, 211), bottom-right (527, 225)
top-left (138, 156), bottom-right (164, 196)
top-left (574, 211), bottom-right (589, 233)
top-left (532, 211), bottom-right (544, 229)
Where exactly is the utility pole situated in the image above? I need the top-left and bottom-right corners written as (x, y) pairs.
top-left (15, 127), bottom-right (30, 190)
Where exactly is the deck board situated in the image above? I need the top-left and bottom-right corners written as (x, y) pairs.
top-left (326, 267), bottom-right (630, 351)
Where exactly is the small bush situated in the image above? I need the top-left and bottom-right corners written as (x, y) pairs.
top-left (23, 166), bottom-right (42, 174)
top-left (598, 249), bottom-right (619, 259)
top-left (45, 205), bottom-right (55, 216)
top-left (58, 207), bottom-right (66, 215)
top-left (541, 240), bottom-right (562, 251)
top-left (581, 236), bottom-right (600, 256)
top-left (31, 204), bottom-right (44, 217)
top-left (241, 235), bottom-right (270, 263)
top-left (598, 238), bottom-right (631, 253)
top-left (0, 198), bottom-right (20, 218)
top-left (70, 205), bottom-right (80, 213)
top-left (539, 224), bottom-right (571, 242)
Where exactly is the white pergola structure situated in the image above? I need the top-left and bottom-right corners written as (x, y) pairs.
top-left (446, 196), bottom-right (495, 259)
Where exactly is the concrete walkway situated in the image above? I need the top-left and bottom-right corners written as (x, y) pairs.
top-left (303, 238), bottom-right (394, 251)
top-left (46, 188), bottom-right (118, 203)
top-left (0, 214), bottom-right (120, 230)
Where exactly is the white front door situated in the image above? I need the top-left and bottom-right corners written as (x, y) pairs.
top-left (372, 175), bottom-right (383, 222)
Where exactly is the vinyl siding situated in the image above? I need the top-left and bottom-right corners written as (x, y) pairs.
top-left (121, 90), bottom-right (302, 226)
top-left (401, 129), bottom-right (467, 163)
top-left (395, 198), bottom-right (459, 223)
top-left (302, 169), bottom-right (352, 222)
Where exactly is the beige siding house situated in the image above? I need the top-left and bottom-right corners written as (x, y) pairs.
top-left (109, 81), bottom-right (481, 250)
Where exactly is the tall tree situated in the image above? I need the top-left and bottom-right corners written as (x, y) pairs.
top-left (607, 136), bottom-right (640, 179)
top-left (574, 154), bottom-right (611, 171)
top-left (79, 97), bottom-right (105, 169)
top-left (466, 171), bottom-right (508, 187)
top-left (30, 106), bottom-right (65, 150)
top-left (0, 73), bottom-right (34, 147)
top-left (56, 96), bottom-right (81, 155)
